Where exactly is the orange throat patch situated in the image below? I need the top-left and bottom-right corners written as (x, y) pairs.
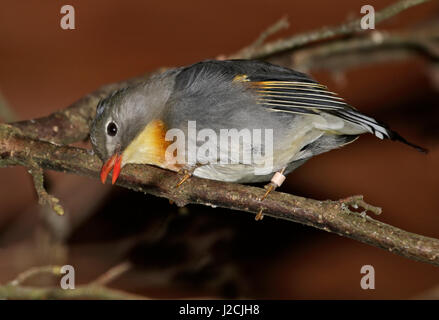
top-left (121, 119), bottom-right (180, 172)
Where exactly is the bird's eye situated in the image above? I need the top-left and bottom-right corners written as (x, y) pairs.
top-left (106, 122), bottom-right (118, 136)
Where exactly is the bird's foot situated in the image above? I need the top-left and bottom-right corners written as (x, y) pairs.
top-left (260, 183), bottom-right (276, 202)
top-left (255, 170), bottom-right (286, 221)
top-left (255, 208), bottom-right (265, 221)
top-left (175, 168), bottom-right (192, 188)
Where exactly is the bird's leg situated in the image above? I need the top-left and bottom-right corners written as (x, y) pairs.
top-left (255, 168), bottom-right (286, 221)
top-left (175, 166), bottom-right (195, 188)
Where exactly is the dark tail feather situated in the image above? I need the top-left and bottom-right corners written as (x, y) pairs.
top-left (335, 109), bottom-right (429, 154)
top-left (388, 130), bottom-right (429, 154)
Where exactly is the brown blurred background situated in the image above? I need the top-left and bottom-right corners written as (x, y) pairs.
top-left (1, 0), bottom-right (439, 299)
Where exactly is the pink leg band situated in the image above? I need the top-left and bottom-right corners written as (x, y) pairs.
top-left (271, 172), bottom-right (286, 187)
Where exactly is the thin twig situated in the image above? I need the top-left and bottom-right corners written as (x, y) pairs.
top-left (91, 262), bottom-right (132, 286)
top-left (7, 265), bottom-right (63, 286)
top-left (0, 263), bottom-right (144, 299)
top-left (340, 195), bottom-right (382, 216)
top-left (291, 27), bottom-right (439, 71)
top-left (0, 283), bottom-right (146, 300)
top-left (245, 16), bottom-right (290, 52)
top-left (229, 0), bottom-right (432, 59)
top-left (28, 162), bottom-right (65, 216)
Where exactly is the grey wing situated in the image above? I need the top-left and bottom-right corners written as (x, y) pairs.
top-left (244, 72), bottom-right (393, 139)
top-left (168, 59), bottom-right (427, 153)
top-left (164, 60), bottom-right (305, 178)
top-left (230, 61), bottom-right (426, 152)
top-left (172, 60), bottom-right (388, 137)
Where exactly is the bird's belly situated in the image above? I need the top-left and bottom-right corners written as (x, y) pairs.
top-left (191, 125), bottom-right (324, 183)
top-left (193, 164), bottom-right (275, 183)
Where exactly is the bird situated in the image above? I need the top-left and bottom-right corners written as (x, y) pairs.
top-left (90, 59), bottom-right (427, 220)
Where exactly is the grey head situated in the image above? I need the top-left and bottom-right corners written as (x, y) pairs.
top-left (90, 71), bottom-right (176, 162)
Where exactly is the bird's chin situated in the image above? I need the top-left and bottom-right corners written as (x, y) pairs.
top-left (100, 153), bottom-right (122, 185)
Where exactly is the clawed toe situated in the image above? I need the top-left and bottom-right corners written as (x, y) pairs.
top-left (175, 168), bottom-right (193, 188)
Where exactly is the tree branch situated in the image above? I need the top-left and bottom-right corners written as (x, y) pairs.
top-left (0, 283), bottom-right (145, 300)
top-left (229, 0), bottom-right (432, 60)
top-left (243, 16), bottom-right (290, 54)
top-left (1, 124), bottom-right (439, 267)
top-left (0, 264), bottom-right (145, 299)
top-left (290, 25), bottom-right (439, 72)
top-left (0, 0), bottom-right (437, 292)
top-left (10, 71), bottom-right (161, 145)
top-left (0, 263), bottom-right (216, 299)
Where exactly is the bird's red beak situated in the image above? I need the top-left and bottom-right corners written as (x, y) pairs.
top-left (100, 153), bottom-right (123, 185)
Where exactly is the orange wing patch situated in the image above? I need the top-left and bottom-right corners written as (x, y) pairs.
top-left (250, 80), bottom-right (328, 90)
top-left (233, 74), bottom-right (250, 82)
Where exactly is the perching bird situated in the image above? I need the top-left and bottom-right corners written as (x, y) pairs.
top-left (90, 60), bottom-right (426, 219)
